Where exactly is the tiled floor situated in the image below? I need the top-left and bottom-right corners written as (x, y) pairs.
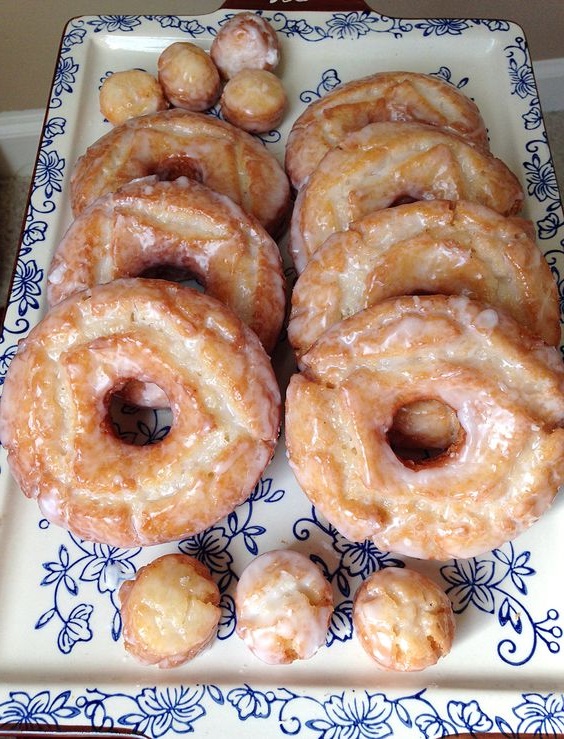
top-left (1, 111), bottom-right (563, 315)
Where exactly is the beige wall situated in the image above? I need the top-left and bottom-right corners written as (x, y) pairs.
top-left (1, 1), bottom-right (563, 112)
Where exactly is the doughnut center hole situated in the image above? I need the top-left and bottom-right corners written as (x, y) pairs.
top-left (108, 382), bottom-right (173, 446)
top-left (387, 399), bottom-right (461, 464)
top-left (138, 264), bottom-right (206, 292)
top-left (390, 194), bottom-right (418, 208)
top-left (154, 156), bottom-right (203, 183)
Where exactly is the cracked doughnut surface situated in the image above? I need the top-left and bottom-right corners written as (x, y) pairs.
top-left (0, 279), bottom-right (281, 547)
top-left (353, 567), bottom-right (455, 672)
top-left (119, 553), bottom-right (221, 668)
top-left (47, 176), bottom-right (286, 354)
top-left (288, 199), bottom-right (561, 358)
top-left (289, 121), bottom-right (523, 272)
top-left (285, 295), bottom-right (564, 560)
top-left (70, 109), bottom-right (290, 236)
top-left (235, 549), bottom-right (333, 664)
top-left (285, 70), bottom-right (490, 190)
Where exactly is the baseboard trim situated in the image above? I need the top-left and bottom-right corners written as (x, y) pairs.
top-left (0, 109), bottom-right (44, 178)
top-left (535, 58), bottom-right (564, 114)
top-left (1, 58), bottom-right (563, 177)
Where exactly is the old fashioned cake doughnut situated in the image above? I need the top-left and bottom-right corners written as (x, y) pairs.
top-left (285, 70), bottom-right (490, 190)
top-left (210, 11), bottom-right (281, 80)
top-left (220, 68), bottom-right (287, 134)
top-left (157, 42), bottom-right (221, 111)
top-left (119, 553), bottom-right (221, 668)
top-left (290, 121), bottom-right (523, 272)
top-left (99, 69), bottom-right (168, 126)
top-left (70, 109), bottom-right (290, 235)
top-left (285, 295), bottom-right (564, 560)
top-left (47, 176), bottom-right (286, 354)
top-left (353, 567), bottom-right (455, 672)
top-left (288, 199), bottom-right (561, 359)
top-left (235, 549), bottom-right (333, 664)
top-left (0, 279), bottom-right (281, 547)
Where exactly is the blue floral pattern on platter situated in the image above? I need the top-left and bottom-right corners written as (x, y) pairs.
top-left (1, 8), bottom-right (564, 738)
top-left (2, 686), bottom-right (564, 738)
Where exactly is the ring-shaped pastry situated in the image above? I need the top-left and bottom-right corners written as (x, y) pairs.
top-left (285, 70), bottom-right (490, 190)
top-left (0, 279), bottom-right (281, 547)
top-left (288, 199), bottom-right (561, 357)
top-left (70, 109), bottom-right (290, 236)
top-left (285, 295), bottom-right (564, 560)
top-left (48, 176), bottom-right (286, 354)
top-left (290, 121), bottom-right (523, 272)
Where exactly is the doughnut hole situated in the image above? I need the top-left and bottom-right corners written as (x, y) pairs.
top-left (353, 567), bottom-right (455, 672)
top-left (210, 11), bottom-right (281, 80)
top-left (99, 69), bottom-right (168, 126)
top-left (119, 553), bottom-right (221, 668)
top-left (220, 69), bottom-right (287, 133)
top-left (387, 399), bottom-right (463, 464)
top-left (138, 263), bottom-right (206, 293)
top-left (153, 155), bottom-right (203, 183)
top-left (158, 42), bottom-right (221, 111)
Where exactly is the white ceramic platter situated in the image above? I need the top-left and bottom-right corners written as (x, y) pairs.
top-left (1, 5), bottom-right (564, 737)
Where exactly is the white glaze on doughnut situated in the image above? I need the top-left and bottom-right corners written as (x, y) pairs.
top-left (158, 42), bottom-right (221, 111)
top-left (119, 553), bottom-right (221, 668)
top-left (210, 11), bottom-right (280, 80)
top-left (288, 199), bottom-right (561, 357)
top-left (99, 69), bottom-right (168, 126)
top-left (235, 549), bottom-right (333, 664)
top-left (221, 69), bottom-right (287, 133)
top-left (0, 279), bottom-right (281, 547)
top-left (289, 121), bottom-right (524, 272)
top-left (285, 70), bottom-right (490, 190)
top-left (285, 295), bottom-right (564, 560)
top-left (47, 176), bottom-right (285, 354)
top-left (353, 567), bottom-right (455, 672)
top-left (70, 109), bottom-right (290, 236)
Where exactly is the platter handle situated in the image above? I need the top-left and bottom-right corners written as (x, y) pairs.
top-left (220, 0), bottom-right (374, 11)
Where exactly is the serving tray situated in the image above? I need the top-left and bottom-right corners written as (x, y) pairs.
top-left (1, 2), bottom-right (564, 737)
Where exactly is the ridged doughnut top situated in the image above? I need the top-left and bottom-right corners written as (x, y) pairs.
top-left (0, 279), bottom-right (281, 547)
top-left (288, 199), bottom-right (561, 357)
top-left (70, 109), bottom-right (290, 235)
top-left (48, 176), bottom-right (286, 353)
top-left (286, 295), bottom-right (564, 560)
top-left (290, 121), bottom-right (524, 272)
top-left (285, 70), bottom-right (490, 190)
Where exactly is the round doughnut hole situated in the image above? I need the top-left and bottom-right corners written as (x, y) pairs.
top-left (390, 194), bottom-right (418, 208)
top-left (108, 382), bottom-right (173, 446)
top-left (138, 264), bottom-right (206, 293)
top-left (153, 155), bottom-right (203, 183)
top-left (387, 399), bottom-right (462, 464)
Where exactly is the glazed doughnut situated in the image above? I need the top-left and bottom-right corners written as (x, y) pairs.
top-left (285, 295), bottom-right (564, 560)
top-left (235, 549), bottom-right (333, 664)
top-left (0, 279), bottom-right (281, 547)
top-left (99, 69), bottom-right (168, 126)
top-left (70, 109), bottom-right (290, 236)
top-left (119, 553), bottom-right (221, 668)
top-left (220, 69), bottom-right (287, 133)
top-left (157, 42), bottom-right (221, 111)
top-left (285, 70), bottom-right (489, 190)
top-left (352, 567), bottom-right (455, 672)
top-left (288, 199), bottom-right (561, 358)
top-left (210, 11), bottom-right (281, 80)
top-left (47, 176), bottom-right (285, 354)
top-left (290, 121), bottom-right (524, 272)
